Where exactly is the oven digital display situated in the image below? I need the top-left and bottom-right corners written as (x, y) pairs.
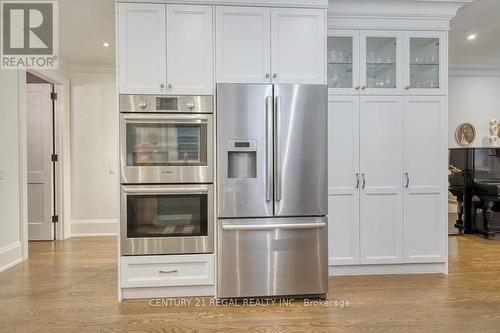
top-left (156, 97), bottom-right (178, 110)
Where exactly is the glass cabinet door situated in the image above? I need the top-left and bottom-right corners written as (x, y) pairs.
top-left (327, 32), bottom-right (359, 93)
top-left (365, 37), bottom-right (397, 89)
top-left (405, 33), bottom-right (444, 94)
top-left (360, 32), bottom-right (402, 94)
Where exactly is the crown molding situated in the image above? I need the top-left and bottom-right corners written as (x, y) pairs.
top-left (449, 65), bottom-right (500, 78)
top-left (116, 0), bottom-right (329, 8)
top-left (66, 64), bottom-right (116, 74)
top-left (328, 0), bottom-right (472, 31)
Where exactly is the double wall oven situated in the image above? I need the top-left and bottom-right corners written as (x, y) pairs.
top-left (120, 95), bottom-right (214, 256)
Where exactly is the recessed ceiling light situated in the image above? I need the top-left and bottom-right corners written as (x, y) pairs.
top-left (102, 42), bottom-right (110, 47)
top-left (467, 34), bottom-right (476, 41)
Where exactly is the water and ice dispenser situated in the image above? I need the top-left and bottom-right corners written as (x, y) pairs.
top-left (226, 140), bottom-right (257, 179)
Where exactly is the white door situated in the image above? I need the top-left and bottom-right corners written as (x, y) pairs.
top-left (403, 96), bottom-right (447, 261)
top-left (215, 6), bottom-right (271, 83)
top-left (403, 31), bottom-right (447, 96)
top-left (327, 30), bottom-right (360, 95)
top-left (118, 3), bottom-right (167, 94)
top-left (328, 95), bottom-right (360, 265)
top-left (359, 96), bottom-right (404, 264)
top-left (27, 84), bottom-right (53, 241)
top-left (270, 8), bottom-right (325, 84)
top-left (360, 31), bottom-right (404, 95)
top-left (167, 5), bottom-right (213, 95)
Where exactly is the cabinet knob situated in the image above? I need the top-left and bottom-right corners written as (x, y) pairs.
top-left (361, 85), bottom-right (366, 90)
top-left (160, 83), bottom-right (165, 88)
top-left (355, 86), bottom-right (360, 90)
top-left (405, 86), bottom-right (410, 90)
top-left (168, 83), bottom-right (173, 88)
top-left (272, 73), bottom-right (278, 78)
top-left (265, 73), bottom-right (271, 78)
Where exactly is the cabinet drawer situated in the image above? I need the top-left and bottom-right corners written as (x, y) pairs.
top-left (121, 254), bottom-right (214, 288)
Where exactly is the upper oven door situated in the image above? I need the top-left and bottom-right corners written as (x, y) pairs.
top-left (120, 113), bottom-right (213, 184)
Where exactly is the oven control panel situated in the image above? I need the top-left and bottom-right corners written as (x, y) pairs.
top-left (119, 95), bottom-right (213, 113)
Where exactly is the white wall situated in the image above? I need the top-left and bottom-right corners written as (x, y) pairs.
top-left (69, 70), bottom-right (118, 236)
top-left (0, 71), bottom-right (24, 272)
top-left (449, 73), bottom-right (500, 148)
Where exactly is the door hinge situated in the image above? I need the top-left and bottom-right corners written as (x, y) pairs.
top-left (50, 92), bottom-right (58, 100)
top-left (51, 154), bottom-right (58, 162)
top-left (52, 215), bottom-right (59, 223)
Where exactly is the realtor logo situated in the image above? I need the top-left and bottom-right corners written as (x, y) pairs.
top-left (1, 1), bottom-right (58, 69)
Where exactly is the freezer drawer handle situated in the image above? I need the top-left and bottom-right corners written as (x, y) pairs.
top-left (159, 269), bottom-right (178, 274)
top-left (222, 222), bottom-right (326, 231)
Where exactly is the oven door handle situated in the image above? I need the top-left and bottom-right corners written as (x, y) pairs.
top-left (122, 185), bottom-right (210, 195)
top-left (222, 222), bottom-right (326, 231)
top-left (121, 114), bottom-right (210, 123)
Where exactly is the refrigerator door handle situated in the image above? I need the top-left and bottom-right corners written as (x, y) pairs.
top-left (275, 95), bottom-right (282, 201)
top-left (222, 222), bottom-right (327, 231)
top-left (266, 96), bottom-right (273, 202)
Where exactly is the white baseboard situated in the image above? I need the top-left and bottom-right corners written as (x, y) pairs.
top-left (329, 262), bottom-right (447, 276)
top-left (121, 285), bottom-right (215, 300)
top-left (71, 219), bottom-right (118, 238)
top-left (0, 241), bottom-right (24, 273)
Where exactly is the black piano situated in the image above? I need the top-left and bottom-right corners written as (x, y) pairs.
top-left (449, 148), bottom-right (500, 239)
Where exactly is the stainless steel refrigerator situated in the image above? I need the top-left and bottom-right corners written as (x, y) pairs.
top-left (217, 83), bottom-right (328, 298)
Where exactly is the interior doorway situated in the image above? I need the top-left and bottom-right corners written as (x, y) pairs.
top-left (26, 73), bottom-right (57, 241)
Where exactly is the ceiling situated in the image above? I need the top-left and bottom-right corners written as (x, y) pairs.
top-left (58, 0), bottom-right (500, 68)
top-left (449, 0), bottom-right (500, 66)
top-left (59, 0), bottom-right (115, 67)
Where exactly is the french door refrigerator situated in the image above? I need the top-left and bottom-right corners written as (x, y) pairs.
top-left (217, 83), bottom-right (328, 298)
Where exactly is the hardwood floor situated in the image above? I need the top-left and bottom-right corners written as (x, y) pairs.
top-left (1, 236), bottom-right (500, 332)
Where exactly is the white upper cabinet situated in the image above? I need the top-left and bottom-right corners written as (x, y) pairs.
top-left (166, 5), bottom-right (213, 95)
top-left (327, 30), bottom-right (360, 94)
top-left (404, 31), bottom-right (446, 95)
top-left (403, 96), bottom-right (447, 261)
top-left (360, 31), bottom-right (404, 95)
top-left (271, 8), bottom-right (326, 84)
top-left (118, 3), bottom-right (167, 94)
top-left (215, 6), bottom-right (271, 83)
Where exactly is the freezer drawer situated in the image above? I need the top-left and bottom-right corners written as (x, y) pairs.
top-left (217, 217), bottom-right (328, 298)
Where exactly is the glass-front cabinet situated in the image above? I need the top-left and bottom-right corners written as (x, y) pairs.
top-left (327, 30), bottom-right (445, 95)
top-left (404, 31), bottom-right (446, 95)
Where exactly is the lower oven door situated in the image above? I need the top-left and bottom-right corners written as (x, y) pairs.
top-left (120, 113), bottom-right (213, 184)
top-left (217, 217), bottom-right (328, 298)
top-left (121, 184), bottom-right (214, 255)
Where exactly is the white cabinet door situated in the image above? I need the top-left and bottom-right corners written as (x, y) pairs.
top-left (328, 95), bottom-right (360, 265)
top-left (403, 96), bottom-right (447, 261)
top-left (271, 8), bottom-right (325, 84)
top-left (215, 6), bottom-right (271, 83)
top-left (404, 31), bottom-right (447, 96)
top-left (360, 31), bottom-right (404, 95)
top-left (167, 5), bottom-right (213, 95)
top-left (359, 96), bottom-right (404, 264)
top-left (118, 3), bottom-right (166, 94)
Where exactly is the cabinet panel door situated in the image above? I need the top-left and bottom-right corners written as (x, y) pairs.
top-left (404, 31), bottom-right (447, 96)
top-left (403, 96), bottom-right (447, 261)
top-left (118, 3), bottom-right (166, 94)
top-left (271, 8), bottom-right (325, 84)
top-left (328, 96), bottom-right (360, 265)
top-left (359, 96), bottom-right (404, 264)
top-left (215, 6), bottom-right (271, 83)
top-left (360, 31), bottom-right (403, 95)
top-left (167, 5), bottom-right (213, 95)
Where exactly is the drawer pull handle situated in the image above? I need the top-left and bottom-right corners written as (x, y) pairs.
top-left (159, 269), bottom-right (178, 274)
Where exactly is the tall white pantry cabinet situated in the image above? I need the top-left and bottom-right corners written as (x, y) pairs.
top-left (326, 0), bottom-right (468, 275)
